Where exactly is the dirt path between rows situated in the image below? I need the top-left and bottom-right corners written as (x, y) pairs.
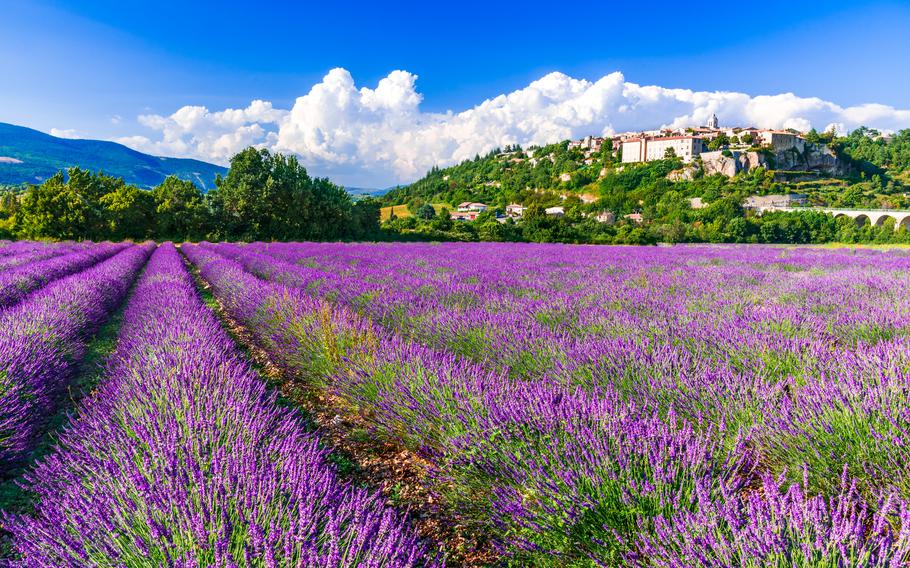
top-left (180, 247), bottom-right (500, 568)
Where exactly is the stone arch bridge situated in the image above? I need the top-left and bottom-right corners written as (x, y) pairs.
top-left (763, 207), bottom-right (910, 231)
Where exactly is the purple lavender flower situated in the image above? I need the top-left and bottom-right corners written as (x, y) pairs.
top-left (3, 243), bottom-right (435, 567)
top-left (184, 241), bottom-right (910, 565)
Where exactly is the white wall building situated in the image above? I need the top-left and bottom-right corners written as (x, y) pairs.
top-left (688, 197), bottom-right (707, 209)
top-left (545, 206), bottom-right (565, 216)
top-left (506, 204), bottom-right (526, 218)
top-left (743, 194), bottom-right (808, 211)
top-left (568, 136), bottom-right (604, 152)
top-left (621, 136), bottom-right (707, 164)
top-left (594, 211), bottom-right (615, 224)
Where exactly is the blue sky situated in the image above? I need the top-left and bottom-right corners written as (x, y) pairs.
top-left (3, 0), bottom-right (910, 186)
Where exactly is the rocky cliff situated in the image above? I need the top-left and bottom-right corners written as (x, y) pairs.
top-left (696, 143), bottom-right (847, 178)
top-left (775, 144), bottom-right (848, 175)
top-left (699, 151), bottom-right (770, 177)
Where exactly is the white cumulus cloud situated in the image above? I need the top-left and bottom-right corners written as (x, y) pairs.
top-left (117, 69), bottom-right (910, 187)
top-left (50, 128), bottom-right (81, 139)
top-left (115, 100), bottom-right (286, 164)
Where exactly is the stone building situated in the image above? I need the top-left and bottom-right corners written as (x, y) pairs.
top-left (757, 130), bottom-right (806, 152)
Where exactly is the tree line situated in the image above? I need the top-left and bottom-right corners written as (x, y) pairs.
top-left (384, 196), bottom-right (910, 246)
top-left (0, 148), bottom-right (381, 242)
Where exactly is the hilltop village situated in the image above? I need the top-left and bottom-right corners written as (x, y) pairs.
top-left (463, 115), bottom-right (845, 223)
top-left (380, 121), bottom-right (910, 244)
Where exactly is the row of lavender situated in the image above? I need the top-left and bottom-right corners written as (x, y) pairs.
top-left (0, 240), bottom-right (82, 260)
top-left (0, 241), bottom-right (89, 272)
top-left (190, 241), bottom-right (910, 565)
top-left (225, 241), bottom-right (910, 499)
top-left (0, 242), bottom-right (154, 469)
top-left (0, 241), bottom-right (132, 308)
top-left (2, 244), bottom-right (434, 566)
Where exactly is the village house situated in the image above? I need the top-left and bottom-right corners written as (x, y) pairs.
top-left (756, 130), bottom-right (806, 152)
top-left (457, 202), bottom-right (488, 212)
top-left (506, 203), bottom-right (526, 218)
top-left (594, 211), bottom-right (615, 224)
top-left (689, 127), bottom-right (718, 137)
top-left (624, 213), bottom-right (644, 223)
top-left (737, 127), bottom-right (762, 139)
top-left (450, 211), bottom-right (481, 221)
top-left (688, 197), bottom-right (707, 209)
top-left (568, 135), bottom-right (605, 153)
top-left (545, 206), bottom-right (565, 216)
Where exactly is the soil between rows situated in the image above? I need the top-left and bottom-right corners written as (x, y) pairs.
top-left (179, 246), bottom-right (500, 567)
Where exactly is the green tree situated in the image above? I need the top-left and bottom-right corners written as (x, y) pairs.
top-left (350, 198), bottom-right (381, 240)
top-left (15, 168), bottom-right (108, 240)
top-left (152, 176), bottom-right (210, 241)
top-left (708, 133), bottom-right (730, 151)
top-left (100, 183), bottom-right (155, 240)
top-left (209, 147), bottom-right (355, 241)
top-left (478, 218), bottom-right (522, 242)
top-left (415, 203), bottom-right (437, 220)
top-left (430, 208), bottom-right (454, 231)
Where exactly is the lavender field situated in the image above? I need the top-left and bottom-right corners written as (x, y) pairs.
top-left (3, 240), bottom-right (910, 566)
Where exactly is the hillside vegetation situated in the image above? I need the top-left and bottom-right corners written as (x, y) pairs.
top-left (380, 128), bottom-right (910, 245)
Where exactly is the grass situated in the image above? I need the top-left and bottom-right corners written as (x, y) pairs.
top-left (380, 203), bottom-right (451, 221)
top-left (177, 247), bottom-right (376, 486)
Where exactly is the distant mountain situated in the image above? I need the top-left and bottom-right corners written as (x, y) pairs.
top-left (0, 122), bottom-right (227, 190)
top-left (345, 186), bottom-right (395, 199)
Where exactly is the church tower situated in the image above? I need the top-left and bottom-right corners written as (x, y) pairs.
top-left (708, 113), bottom-right (719, 129)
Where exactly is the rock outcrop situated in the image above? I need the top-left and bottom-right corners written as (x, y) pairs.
top-left (667, 166), bottom-right (697, 181)
top-left (774, 144), bottom-right (848, 176)
top-left (696, 143), bottom-right (847, 178)
top-left (699, 151), bottom-right (769, 177)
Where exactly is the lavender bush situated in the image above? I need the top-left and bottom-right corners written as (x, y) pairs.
top-left (2, 243), bottom-right (434, 566)
top-left (0, 241), bottom-right (88, 272)
top-left (187, 241), bottom-right (910, 566)
top-left (0, 242), bottom-right (153, 469)
top-left (0, 241), bottom-right (130, 308)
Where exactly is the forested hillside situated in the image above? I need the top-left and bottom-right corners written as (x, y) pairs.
top-left (380, 128), bottom-right (910, 245)
top-left (0, 122), bottom-right (227, 189)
